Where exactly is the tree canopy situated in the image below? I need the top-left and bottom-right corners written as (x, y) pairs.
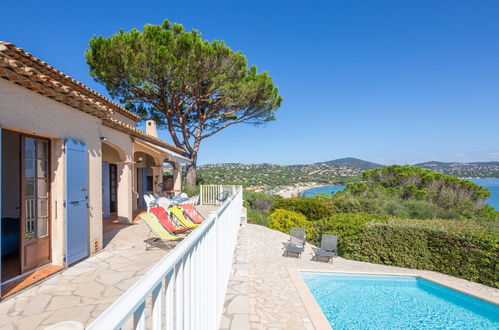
top-left (85, 20), bottom-right (282, 186)
top-left (337, 165), bottom-right (496, 220)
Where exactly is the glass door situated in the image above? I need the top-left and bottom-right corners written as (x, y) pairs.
top-left (21, 136), bottom-right (50, 272)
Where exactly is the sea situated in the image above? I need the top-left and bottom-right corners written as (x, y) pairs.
top-left (302, 178), bottom-right (499, 210)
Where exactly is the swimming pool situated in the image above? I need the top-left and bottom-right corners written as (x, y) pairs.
top-left (302, 272), bottom-right (499, 329)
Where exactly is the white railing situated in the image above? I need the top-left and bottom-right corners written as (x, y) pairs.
top-left (200, 185), bottom-right (238, 205)
top-left (87, 187), bottom-right (243, 330)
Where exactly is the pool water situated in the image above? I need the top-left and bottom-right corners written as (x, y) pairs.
top-left (302, 272), bottom-right (499, 329)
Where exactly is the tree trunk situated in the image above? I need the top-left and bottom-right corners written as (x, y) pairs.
top-left (185, 161), bottom-right (197, 189)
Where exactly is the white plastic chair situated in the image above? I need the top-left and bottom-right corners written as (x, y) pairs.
top-left (143, 194), bottom-right (153, 212)
top-left (157, 197), bottom-right (172, 209)
top-left (185, 195), bottom-right (199, 205)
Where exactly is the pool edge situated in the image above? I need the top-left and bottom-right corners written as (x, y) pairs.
top-left (287, 266), bottom-right (333, 330)
top-left (289, 268), bottom-right (499, 307)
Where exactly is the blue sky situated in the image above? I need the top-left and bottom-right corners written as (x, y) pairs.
top-left (2, 0), bottom-right (498, 165)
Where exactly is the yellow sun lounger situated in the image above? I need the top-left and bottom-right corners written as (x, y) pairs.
top-left (140, 212), bottom-right (186, 250)
top-left (169, 206), bottom-right (199, 229)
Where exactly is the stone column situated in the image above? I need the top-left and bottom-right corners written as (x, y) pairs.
top-left (152, 165), bottom-right (164, 194)
top-left (117, 160), bottom-right (134, 224)
top-left (173, 163), bottom-right (182, 194)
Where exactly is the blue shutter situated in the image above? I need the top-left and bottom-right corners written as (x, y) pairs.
top-left (142, 168), bottom-right (148, 195)
top-left (102, 162), bottom-right (110, 219)
top-left (65, 139), bottom-right (89, 265)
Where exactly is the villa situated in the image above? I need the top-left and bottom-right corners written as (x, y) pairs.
top-left (0, 43), bottom-right (498, 330)
top-left (0, 41), bottom-right (190, 297)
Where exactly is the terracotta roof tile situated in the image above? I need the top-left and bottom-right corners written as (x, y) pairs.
top-left (102, 117), bottom-right (186, 155)
top-left (0, 41), bottom-right (140, 121)
top-left (0, 41), bottom-right (188, 158)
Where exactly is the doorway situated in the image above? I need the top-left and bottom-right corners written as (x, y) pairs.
top-left (1, 130), bottom-right (51, 283)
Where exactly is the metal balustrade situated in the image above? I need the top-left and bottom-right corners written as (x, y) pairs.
top-left (200, 185), bottom-right (237, 205)
top-left (87, 186), bottom-right (243, 330)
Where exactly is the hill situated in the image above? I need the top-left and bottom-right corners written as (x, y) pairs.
top-left (415, 161), bottom-right (499, 178)
top-left (197, 162), bottom-right (362, 188)
top-left (322, 157), bottom-right (383, 170)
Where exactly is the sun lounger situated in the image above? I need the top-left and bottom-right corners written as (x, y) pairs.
top-left (169, 206), bottom-right (199, 229)
top-left (282, 227), bottom-right (306, 258)
top-left (140, 213), bottom-right (186, 250)
top-left (150, 207), bottom-right (190, 234)
top-left (312, 234), bottom-right (338, 262)
top-left (179, 203), bottom-right (204, 224)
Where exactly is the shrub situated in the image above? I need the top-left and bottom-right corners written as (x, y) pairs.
top-left (342, 219), bottom-right (499, 288)
top-left (344, 165), bottom-right (492, 219)
top-left (382, 199), bottom-right (460, 219)
top-left (243, 190), bottom-right (278, 212)
top-left (307, 213), bottom-right (389, 252)
top-left (243, 190), bottom-right (278, 226)
top-left (271, 196), bottom-right (337, 220)
top-left (269, 209), bottom-right (309, 234)
top-left (247, 208), bottom-right (270, 227)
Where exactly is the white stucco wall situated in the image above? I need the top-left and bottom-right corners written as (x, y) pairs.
top-left (0, 79), bottom-right (103, 265)
top-left (109, 112), bottom-right (137, 127)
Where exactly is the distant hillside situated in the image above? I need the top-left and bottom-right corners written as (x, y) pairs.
top-left (415, 161), bottom-right (499, 178)
top-left (193, 159), bottom-right (499, 189)
top-left (197, 162), bottom-right (362, 188)
top-left (323, 157), bottom-right (383, 170)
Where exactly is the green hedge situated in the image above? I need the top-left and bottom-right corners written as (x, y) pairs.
top-left (271, 196), bottom-right (337, 220)
top-left (342, 219), bottom-right (499, 288)
top-left (307, 213), bottom-right (389, 252)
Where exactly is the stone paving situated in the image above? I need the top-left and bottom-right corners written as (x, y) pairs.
top-left (220, 224), bottom-right (499, 330)
top-left (0, 221), bottom-right (167, 330)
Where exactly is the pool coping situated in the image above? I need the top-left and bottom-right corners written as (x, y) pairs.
top-left (288, 266), bottom-right (499, 329)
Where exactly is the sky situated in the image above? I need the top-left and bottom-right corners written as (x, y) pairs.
top-left (2, 0), bottom-right (498, 165)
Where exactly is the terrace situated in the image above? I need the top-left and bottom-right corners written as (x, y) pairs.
top-left (0, 185), bottom-right (240, 329)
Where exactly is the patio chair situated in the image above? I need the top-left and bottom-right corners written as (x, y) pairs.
top-left (282, 227), bottom-right (306, 258)
top-left (289, 227), bottom-right (306, 247)
top-left (150, 207), bottom-right (190, 234)
top-left (169, 206), bottom-right (199, 229)
top-left (185, 195), bottom-right (199, 205)
top-left (216, 191), bottom-right (229, 203)
top-left (179, 203), bottom-right (204, 224)
top-left (156, 197), bottom-right (172, 209)
top-left (140, 213), bottom-right (186, 250)
top-left (312, 234), bottom-right (338, 263)
top-left (143, 194), bottom-right (157, 212)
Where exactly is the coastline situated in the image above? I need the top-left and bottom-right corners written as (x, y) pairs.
top-left (273, 183), bottom-right (333, 198)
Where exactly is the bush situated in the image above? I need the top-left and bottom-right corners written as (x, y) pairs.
top-left (243, 190), bottom-right (278, 226)
top-left (247, 208), bottom-right (270, 227)
top-left (269, 209), bottom-right (309, 234)
top-left (342, 219), bottom-right (499, 288)
top-left (382, 199), bottom-right (460, 219)
top-left (244, 190), bottom-right (278, 212)
top-left (342, 165), bottom-right (492, 219)
top-left (271, 196), bottom-right (337, 220)
top-left (307, 213), bottom-right (389, 252)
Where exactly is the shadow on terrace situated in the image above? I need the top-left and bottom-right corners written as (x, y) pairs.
top-left (0, 185), bottom-right (242, 330)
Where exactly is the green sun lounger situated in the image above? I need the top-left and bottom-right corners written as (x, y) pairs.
top-left (169, 206), bottom-right (199, 229)
top-left (140, 213), bottom-right (186, 250)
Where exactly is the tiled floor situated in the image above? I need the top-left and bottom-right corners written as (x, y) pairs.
top-left (220, 224), bottom-right (499, 330)
top-left (0, 220), bottom-right (167, 330)
top-left (0, 205), bottom-right (218, 330)
top-left (1, 265), bottom-right (64, 299)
